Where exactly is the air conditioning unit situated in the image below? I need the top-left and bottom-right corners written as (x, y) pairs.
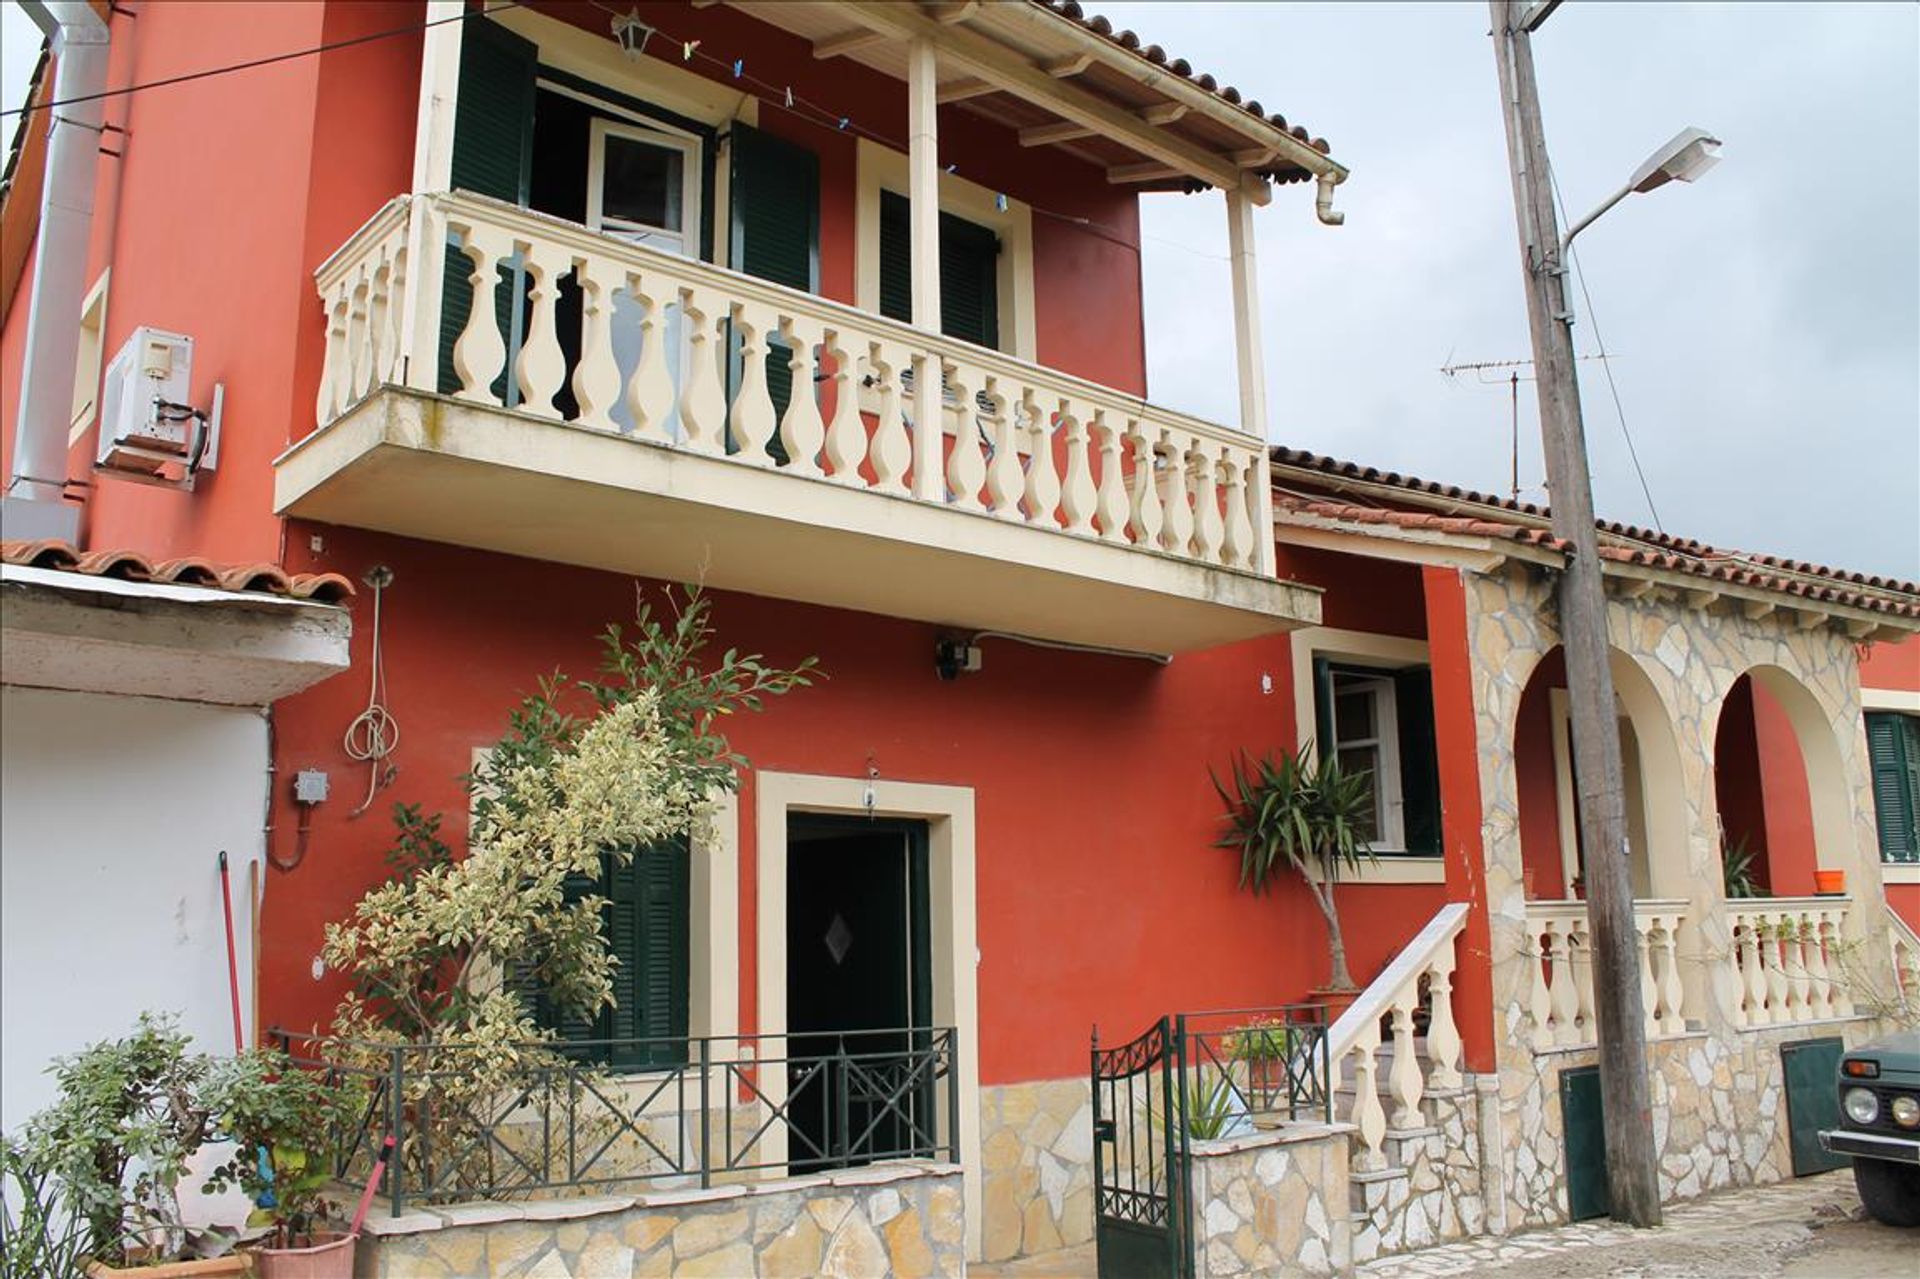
top-left (96, 326), bottom-right (222, 489)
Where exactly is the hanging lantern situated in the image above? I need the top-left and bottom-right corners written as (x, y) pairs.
top-left (611, 9), bottom-right (653, 60)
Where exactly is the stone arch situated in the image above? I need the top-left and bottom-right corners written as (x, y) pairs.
top-left (1512, 644), bottom-right (1690, 901)
top-left (1711, 662), bottom-right (1860, 895)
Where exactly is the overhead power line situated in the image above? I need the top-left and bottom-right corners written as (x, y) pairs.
top-left (1, 4), bottom-right (525, 120)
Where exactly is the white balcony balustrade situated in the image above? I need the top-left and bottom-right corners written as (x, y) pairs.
top-left (1722, 899), bottom-right (1853, 1029)
top-left (287, 193), bottom-right (1315, 653)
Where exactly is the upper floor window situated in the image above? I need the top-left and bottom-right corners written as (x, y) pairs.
top-left (1867, 711), bottom-right (1920, 864)
top-left (1312, 658), bottom-right (1441, 856)
top-left (587, 117), bottom-right (700, 256)
top-left (877, 191), bottom-right (1001, 351)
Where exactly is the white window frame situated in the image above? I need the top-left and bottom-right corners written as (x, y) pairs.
top-left (1329, 669), bottom-right (1406, 853)
top-left (67, 269), bottom-right (110, 444)
top-left (1288, 627), bottom-right (1443, 884)
top-left (585, 115), bottom-right (703, 257)
top-left (853, 138), bottom-right (1036, 362)
top-left (1863, 689), bottom-right (1920, 885)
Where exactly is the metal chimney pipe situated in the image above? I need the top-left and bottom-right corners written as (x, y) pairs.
top-left (5, 2), bottom-right (109, 537)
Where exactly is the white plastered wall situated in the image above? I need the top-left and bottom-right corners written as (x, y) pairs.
top-left (0, 687), bottom-right (265, 1131)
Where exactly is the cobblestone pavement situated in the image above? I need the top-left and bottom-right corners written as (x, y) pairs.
top-left (975, 1171), bottom-right (1915, 1277)
top-left (1360, 1170), bottom-right (1911, 1278)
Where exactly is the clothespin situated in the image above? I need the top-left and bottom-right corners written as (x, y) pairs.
top-left (945, 162), bottom-right (957, 174)
top-left (732, 58), bottom-right (744, 78)
top-left (838, 117), bottom-right (850, 131)
top-left (682, 39), bottom-right (700, 61)
top-left (995, 193), bottom-right (1009, 213)
top-left (784, 86), bottom-right (794, 109)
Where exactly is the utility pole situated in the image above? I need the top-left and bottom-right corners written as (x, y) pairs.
top-left (1489, 0), bottom-right (1662, 1226)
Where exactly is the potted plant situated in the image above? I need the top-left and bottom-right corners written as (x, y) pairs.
top-left (1722, 832), bottom-right (1765, 899)
top-left (2, 1133), bottom-right (91, 1279)
top-left (1226, 1016), bottom-right (1295, 1116)
top-left (1213, 744), bottom-right (1377, 1019)
top-left (16, 1015), bottom-right (248, 1277)
top-left (203, 1052), bottom-right (359, 1279)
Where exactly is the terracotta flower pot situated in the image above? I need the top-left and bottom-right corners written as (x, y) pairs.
top-left (1813, 869), bottom-right (1846, 896)
top-left (250, 1233), bottom-right (355, 1279)
top-left (87, 1255), bottom-right (252, 1278)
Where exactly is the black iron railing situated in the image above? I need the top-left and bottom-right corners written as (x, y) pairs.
top-left (273, 1027), bottom-right (957, 1216)
top-left (1173, 1004), bottom-right (1332, 1134)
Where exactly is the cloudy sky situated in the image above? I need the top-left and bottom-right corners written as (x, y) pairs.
top-left (3, 2), bottom-right (1915, 577)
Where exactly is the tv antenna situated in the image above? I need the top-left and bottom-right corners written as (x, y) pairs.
top-left (1439, 354), bottom-right (1611, 502)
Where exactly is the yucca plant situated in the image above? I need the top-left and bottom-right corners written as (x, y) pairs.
top-left (1212, 745), bottom-right (1377, 991)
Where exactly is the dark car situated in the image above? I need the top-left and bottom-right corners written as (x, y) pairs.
top-left (1820, 1030), bottom-right (1920, 1227)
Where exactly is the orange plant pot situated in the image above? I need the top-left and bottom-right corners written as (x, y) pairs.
top-left (1813, 869), bottom-right (1846, 896)
top-left (87, 1256), bottom-right (251, 1278)
top-left (251, 1233), bottom-right (356, 1279)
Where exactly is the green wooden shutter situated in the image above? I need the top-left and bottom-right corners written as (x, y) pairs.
top-left (1311, 655), bottom-right (1335, 757)
top-left (940, 214), bottom-right (1000, 350)
top-left (876, 191), bottom-right (1000, 348)
top-left (728, 124), bottom-right (819, 457)
top-left (1866, 712), bottom-right (1919, 863)
top-left (1394, 666), bottom-right (1442, 856)
top-left (879, 191), bottom-right (913, 325)
top-left (634, 839), bottom-right (691, 1069)
top-left (437, 19), bottom-right (537, 398)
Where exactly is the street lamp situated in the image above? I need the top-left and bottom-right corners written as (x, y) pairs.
top-left (1564, 127), bottom-right (1723, 248)
top-left (1491, 1), bottom-right (1723, 1230)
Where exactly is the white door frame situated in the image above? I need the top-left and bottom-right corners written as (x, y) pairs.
top-left (755, 770), bottom-right (982, 1259)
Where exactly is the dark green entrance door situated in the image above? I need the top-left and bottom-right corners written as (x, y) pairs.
top-left (1782, 1037), bottom-right (1850, 1176)
top-left (1561, 1065), bottom-right (1609, 1221)
top-left (786, 815), bottom-right (932, 1172)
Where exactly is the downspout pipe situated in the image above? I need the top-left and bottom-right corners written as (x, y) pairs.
top-left (4, 2), bottom-right (108, 539)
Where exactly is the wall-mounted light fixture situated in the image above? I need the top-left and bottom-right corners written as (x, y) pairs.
top-left (935, 639), bottom-right (983, 681)
top-left (611, 8), bottom-right (654, 59)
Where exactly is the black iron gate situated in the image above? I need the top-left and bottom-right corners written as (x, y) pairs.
top-left (1091, 1017), bottom-right (1190, 1279)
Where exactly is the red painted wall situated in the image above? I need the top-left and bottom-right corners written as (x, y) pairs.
top-left (1861, 633), bottom-right (1920, 693)
top-left (263, 525), bottom-right (1439, 1083)
top-left (1513, 648), bottom-right (1568, 900)
top-left (1272, 546), bottom-right (1428, 638)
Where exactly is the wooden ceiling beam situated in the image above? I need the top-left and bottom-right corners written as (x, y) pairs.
top-left (832, 2), bottom-right (1249, 196)
top-left (1020, 120), bottom-right (1097, 148)
top-left (814, 28), bottom-right (889, 60)
top-left (937, 78), bottom-right (995, 104)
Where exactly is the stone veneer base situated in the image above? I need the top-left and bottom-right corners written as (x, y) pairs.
top-left (355, 1160), bottom-right (963, 1278)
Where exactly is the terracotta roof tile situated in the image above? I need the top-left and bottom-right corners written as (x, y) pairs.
top-left (1271, 471), bottom-right (1919, 623)
top-left (1031, 0), bottom-right (1334, 175)
top-left (1, 540), bottom-right (353, 605)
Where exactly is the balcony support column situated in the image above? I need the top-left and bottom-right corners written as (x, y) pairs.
top-left (907, 38), bottom-right (945, 502)
top-left (1226, 187), bottom-right (1274, 573)
top-left (399, 0), bottom-right (464, 392)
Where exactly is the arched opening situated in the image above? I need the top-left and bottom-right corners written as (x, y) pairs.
top-left (1712, 665), bottom-right (1858, 897)
top-left (1514, 646), bottom-right (1689, 901)
top-left (1712, 673), bottom-right (1818, 898)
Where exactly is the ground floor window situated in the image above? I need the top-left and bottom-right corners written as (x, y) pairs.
top-left (1312, 658), bottom-right (1441, 855)
top-left (516, 837), bottom-right (690, 1071)
top-left (1866, 710), bottom-right (1920, 863)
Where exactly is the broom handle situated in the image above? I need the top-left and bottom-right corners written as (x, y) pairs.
top-left (217, 851), bottom-right (245, 1053)
top-left (351, 1135), bottom-right (396, 1236)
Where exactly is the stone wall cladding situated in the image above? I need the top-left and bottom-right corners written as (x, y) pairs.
top-left (1349, 1085), bottom-right (1486, 1264)
top-left (978, 1077), bottom-right (1095, 1263)
top-left (1462, 563), bottom-right (1901, 1231)
top-left (356, 1160), bottom-right (964, 1278)
top-left (1186, 1124), bottom-right (1351, 1277)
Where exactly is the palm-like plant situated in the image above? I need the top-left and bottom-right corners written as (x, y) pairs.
top-left (1212, 745), bottom-right (1378, 991)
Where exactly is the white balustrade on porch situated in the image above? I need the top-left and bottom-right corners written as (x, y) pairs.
top-left (312, 193), bottom-right (1274, 576)
top-left (1522, 900), bottom-right (1689, 1051)
top-left (1723, 898), bottom-right (1853, 1029)
top-left (1891, 908), bottom-right (1920, 1015)
top-left (1326, 903), bottom-right (1468, 1171)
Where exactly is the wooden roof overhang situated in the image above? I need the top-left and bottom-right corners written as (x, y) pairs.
top-left (696, 0), bottom-right (1348, 207)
